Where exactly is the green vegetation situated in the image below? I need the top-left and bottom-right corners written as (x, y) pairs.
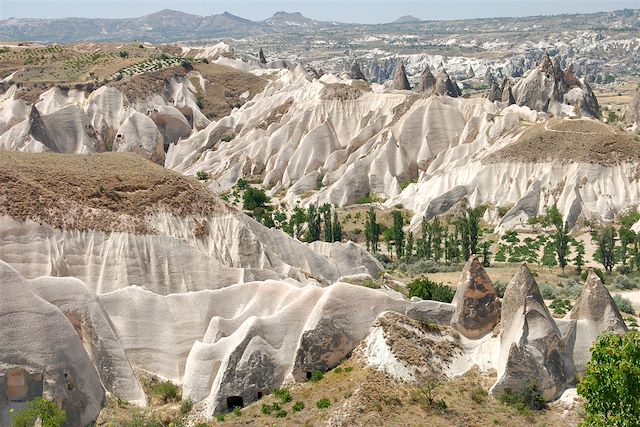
top-left (316, 398), bottom-right (331, 409)
top-left (549, 298), bottom-right (573, 316)
top-left (11, 398), bottom-right (67, 427)
top-left (407, 277), bottom-right (455, 303)
top-left (471, 387), bottom-right (488, 404)
top-left (365, 207), bottom-right (381, 253)
top-left (499, 379), bottom-right (546, 415)
top-left (196, 170), bottom-right (209, 181)
top-left (292, 401), bottom-right (305, 412)
top-left (151, 380), bottom-right (180, 403)
top-left (273, 388), bottom-right (293, 403)
top-left (358, 193), bottom-right (381, 204)
top-left (232, 406), bottom-right (242, 417)
top-left (309, 370), bottom-right (324, 383)
top-left (613, 295), bottom-right (635, 315)
top-left (179, 399), bottom-right (193, 415)
top-left (578, 331), bottom-right (640, 426)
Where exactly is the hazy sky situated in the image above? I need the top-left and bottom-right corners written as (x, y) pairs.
top-left (1, 0), bottom-right (638, 23)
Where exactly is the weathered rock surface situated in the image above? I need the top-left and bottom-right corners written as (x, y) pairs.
top-left (391, 63), bottom-right (411, 90)
top-left (0, 260), bottom-right (105, 427)
top-left (490, 263), bottom-right (575, 401)
top-left (564, 270), bottom-right (627, 372)
top-left (434, 69), bottom-right (461, 97)
top-left (418, 67), bottom-right (436, 95)
top-left (258, 48), bottom-right (267, 64)
top-left (450, 256), bottom-right (501, 339)
top-left (350, 62), bottom-right (367, 81)
top-left (624, 87), bottom-right (640, 124)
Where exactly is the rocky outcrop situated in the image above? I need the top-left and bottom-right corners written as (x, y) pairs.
top-left (0, 260), bottom-right (105, 427)
top-left (487, 82), bottom-right (502, 102)
top-left (564, 270), bottom-right (627, 372)
top-left (350, 62), bottom-right (367, 81)
top-left (450, 256), bottom-right (501, 339)
top-left (113, 111), bottom-right (165, 164)
top-left (512, 53), bottom-right (600, 117)
top-left (418, 67), bottom-right (436, 95)
top-left (491, 263), bottom-right (575, 401)
top-left (391, 63), bottom-right (411, 90)
top-left (26, 105), bottom-right (56, 151)
top-left (501, 79), bottom-right (516, 105)
top-left (258, 48), bottom-right (267, 64)
top-left (434, 69), bottom-right (461, 97)
top-left (623, 87), bottom-right (640, 124)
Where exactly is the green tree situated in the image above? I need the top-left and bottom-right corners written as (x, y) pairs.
top-left (482, 241), bottom-right (491, 267)
top-left (383, 228), bottom-right (395, 260)
top-left (12, 398), bottom-right (67, 427)
top-left (597, 227), bottom-right (617, 273)
top-left (405, 232), bottom-right (414, 260)
top-left (618, 226), bottom-right (635, 267)
top-left (458, 216), bottom-right (470, 260)
top-left (305, 205), bottom-right (321, 242)
top-left (392, 210), bottom-right (405, 261)
top-left (320, 203), bottom-right (333, 242)
top-left (407, 277), bottom-right (455, 303)
top-left (243, 186), bottom-right (269, 211)
top-left (577, 331), bottom-right (640, 426)
top-left (547, 206), bottom-right (570, 273)
top-left (542, 242), bottom-right (558, 270)
top-left (364, 207), bottom-right (381, 253)
top-left (332, 210), bottom-right (342, 242)
top-left (432, 217), bottom-right (443, 261)
top-left (574, 240), bottom-right (585, 275)
top-left (290, 205), bottom-right (306, 239)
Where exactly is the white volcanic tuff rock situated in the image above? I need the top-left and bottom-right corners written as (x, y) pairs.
top-left (148, 105), bottom-right (192, 148)
top-left (85, 86), bottom-right (125, 144)
top-left (562, 270), bottom-right (627, 372)
top-left (307, 240), bottom-right (383, 279)
top-left (113, 111), bottom-right (165, 164)
top-left (0, 210), bottom-right (381, 293)
top-left (490, 264), bottom-right (575, 401)
top-left (624, 88), bottom-right (640, 125)
top-left (28, 276), bottom-right (146, 404)
top-left (0, 86), bottom-right (29, 134)
top-left (0, 260), bottom-right (104, 427)
top-left (97, 281), bottom-right (454, 416)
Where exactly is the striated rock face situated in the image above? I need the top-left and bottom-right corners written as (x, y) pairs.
top-left (564, 270), bottom-right (627, 372)
top-left (350, 62), bottom-right (367, 81)
top-left (512, 52), bottom-right (600, 117)
top-left (501, 79), bottom-right (516, 105)
top-left (419, 67), bottom-right (436, 95)
top-left (450, 256), bottom-right (501, 339)
top-left (391, 63), bottom-right (411, 90)
top-left (434, 69), bottom-right (461, 97)
top-left (113, 111), bottom-right (165, 164)
top-left (0, 260), bottom-right (105, 427)
top-left (26, 105), bottom-right (56, 151)
top-left (491, 263), bottom-right (575, 401)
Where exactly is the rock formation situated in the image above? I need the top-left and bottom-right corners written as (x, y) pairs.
top-left (501, 78), bottom-right (516, 105)
top-left (350, 62), bottom-right (367, 81)
top-left (113, 111), bottom-right (165, 164)
top-left (491, 263), bottom-right (575, 401)
top-left (564, 270), bottom-right (627, 372)
top-left (624, 87), bottom-right (640, 125)
top-left (450, 256), bottom-right (501, 339)
top-left (258, 48), bottom-right (267, 64)
top-left (391, 62), bottom-right (411, 90)
top-left (512, 52), bottom-right (600, 117)
top-left (434, 69), bottom-right (461, 97)
top-left (418, 67), bottom-right (436, 95)
top-left (487, 82), bottom-right (502, 102)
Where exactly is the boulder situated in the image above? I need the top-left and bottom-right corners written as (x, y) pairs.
top-left (490, 263), bottom-right (575, 401)
top-left (391, 62), bottom-right (411, 90)
top-left (450, 256), bottom-right (501, 339)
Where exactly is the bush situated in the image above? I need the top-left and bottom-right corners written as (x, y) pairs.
top-left (471, 387), bottom-right (488, 404)
top-left (215, 414), bottom-right (225, 422)
top-left (493, 280), bottom-right (508, 298)
top-left (316, 398), bottom-right (331, 409)
top-left (613, 294), bottom-right (636, 315)
top-left (151, 380), bottom-right (180, 403)
top-left (407, 277), bottom-right (455, 303)
top-left (243, 187), bottom-right (269, 211)
top-left (232, 406), bottom-right (241, 416)
top-left (11, 397), bottom-right (67, 427)
top-left (333, 367), bottom-right (344, 374)
top-left (273, 388), bottom-right (292, 403)
top-left (275, 410), bottom-right (287, 418)
top-left (612, 275), bottom-right (640, 290)
top-left (180, 399), bottom-right (193, 415)
top-left (196, 170), bottom-right (209, 181)
top-left (578, 331), bottom-right (640, 425)
top-left (309, 370), bottom-right (324, 383)
top-left (261, 403), bottom-right (272, 415)
top-left (538, 282), bottom-right (558, 300)
top-left (499, 379), bottom-right (546, 414)
top-left (396, 259), bottom-right (459, 275)
top-left (292, 401), bottom-right (305, 412)
top-left (581, 269), bottom-right (605, 283)
top-left (549, 298), bottom-right (573, 316)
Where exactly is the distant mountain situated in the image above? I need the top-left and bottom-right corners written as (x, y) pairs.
top-left (393, 15), bottom-right (422, 23)
top-left (264, 11), bottom-right (320, 27)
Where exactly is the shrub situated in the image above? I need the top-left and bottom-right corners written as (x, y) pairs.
top-left (151, 380), bottom-right (180, 403)
top-left (179, 399), bottom-right (193, 415)
top-left (316, 398), bottom-right (331, 409)
top-left (215, 414), bottom-right (225, 422)
top-left (407, 277), bottom-right (455, 303)
top-left (221, 133), bottom-right (235, 142)
top-left (612, 275), bottom-right (640, 290)
top-left (273, 388), bottom-right (292, 403)
top-left (578, 331), bottom-right (640, 425)
top-left (493, 280), bottom-right (508, 298)
top-left (243, 187), bottom-right (269, 211)
top-left (471, 387), bottom-right (488, 404)
top-left (293, 401), bottom-right (305, 412)
top-left (232, 406), bottom-right (241, 417)
top-left (345, 366), bottom-right (353, 373)
top-left (357, 193), bottom-right (380, 204)
top-left (499, 379), bottom-right (546, 414)
top-left (275, 410), bottom-right (287, 418)
top-left (333, 367), bottom-right (344, 374)
top-left (396, 259), bottom-right (459, 275)
top-left (11, 397), bottom-right (67, 427)
top-left (549, 298), bottom-right (573, 316)
top-left (196, 170), bottom-right (209, 181)
top-left (309, 370), bottom-right (324, 383)
top-left (613, 294), bottom-right (635, 315)
top-left (261, 403), bottom-right (272, 415)
top-left (538, 282), bottom-right (558, 300)
top-left (581, 269), bottom-right (605, 283)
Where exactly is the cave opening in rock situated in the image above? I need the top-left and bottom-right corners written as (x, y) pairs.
top-left (257, 391), bottom-right (263, 399)
top-left (226, 396), bottom-right (243, 410)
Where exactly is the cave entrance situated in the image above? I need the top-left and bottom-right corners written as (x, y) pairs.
top-left (226, 396), bottom-right (244, 411)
